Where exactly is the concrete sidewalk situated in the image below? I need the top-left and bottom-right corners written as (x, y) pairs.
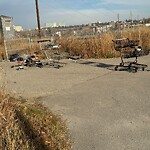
top-left (0, 55), bottom-right (150, 150)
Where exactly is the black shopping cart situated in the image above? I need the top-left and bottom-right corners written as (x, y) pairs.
top-left (112, 38), bottom-right (147, 72)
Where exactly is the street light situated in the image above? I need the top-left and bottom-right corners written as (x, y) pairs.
top-left (35, 0), bottom-right (41, 38)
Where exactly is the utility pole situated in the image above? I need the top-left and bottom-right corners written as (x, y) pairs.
top-left (117, 13), bottom-right (120, 30)
top-left (130, 11), bottom-right (133, 26)
top-left (130, 11), bottom-right (132, 21)
top-left (117, 13), bottom-right (120, 29)
top-left (117, 13), bottom-right (120, 22)
top-left (35, 0), bottom-right (41, 38)
top-left (117, 13), bottom-right (122, 37)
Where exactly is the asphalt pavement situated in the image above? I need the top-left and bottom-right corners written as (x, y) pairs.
top-left (0, 55), bottom-right (150, 150)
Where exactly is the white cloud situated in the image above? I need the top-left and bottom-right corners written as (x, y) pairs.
top-left (104, 0), bottom-right (150, 5)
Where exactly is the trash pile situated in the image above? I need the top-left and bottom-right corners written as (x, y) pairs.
top-left (10, 52), bottom-right (43, 70)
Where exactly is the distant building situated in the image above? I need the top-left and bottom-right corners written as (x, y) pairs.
top-left (14, 25), bottom-right (23, 32)
top-left (0, 15), bottom-right (14, 39)
top-left (145, 23), bottom-right (150, 27)
top-left (45, 22), bottom-right (65, 28)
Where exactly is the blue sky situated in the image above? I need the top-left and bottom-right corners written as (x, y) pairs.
top-left (0, 0), bottom-right (149, 29)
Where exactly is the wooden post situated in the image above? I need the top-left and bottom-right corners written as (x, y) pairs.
top-left (35, 0), bottom-right (41, 38)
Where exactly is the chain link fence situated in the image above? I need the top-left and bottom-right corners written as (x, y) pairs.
top-left (4, 38), bottom-right (32, 61)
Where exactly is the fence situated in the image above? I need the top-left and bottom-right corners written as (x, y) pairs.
top-left (4, 38), bottom-right (31, 61)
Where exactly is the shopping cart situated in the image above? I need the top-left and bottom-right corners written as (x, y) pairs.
top-left (112, 38), bottom-right (147, 72)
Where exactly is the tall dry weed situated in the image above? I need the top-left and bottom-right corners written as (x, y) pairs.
top-left (60, 26), bottom-right (150, 58)
top-left (60, 32), bottom-right (118, 58)
top-left (121, 26), bottom-right (150, 50)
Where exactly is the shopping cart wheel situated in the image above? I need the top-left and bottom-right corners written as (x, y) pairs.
top-left (114, 66), bottom-right (118, 71)
top-left (132, 67), bottom-right (137, 73)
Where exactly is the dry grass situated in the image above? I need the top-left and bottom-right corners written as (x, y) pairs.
top-left (0, 26), bottom-right (150, 60)
top-left (60, 26), bottom-right (150, 58)
top-left (120, 27), bottom-right (150, 50)
top-left (0, 92), bottom-right (71, 150)
top-left (0, 38), bottom-right (42, 60)
top-left (0, 38), bottom-right (5, 60)
top-left (60, 32), bottom-right (117, 58)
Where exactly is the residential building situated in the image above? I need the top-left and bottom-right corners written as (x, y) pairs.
top-left (0, 15), bottom-right (14, 39)
top-left (45, 22), bottom-right (65, 28)
top-left (14, 25), bottom-right (23, 32)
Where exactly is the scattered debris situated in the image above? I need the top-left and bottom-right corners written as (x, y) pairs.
top-left (10, 52), bottom-right (43, 70)
top-left (68, 55), bottom-right (82, 63)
